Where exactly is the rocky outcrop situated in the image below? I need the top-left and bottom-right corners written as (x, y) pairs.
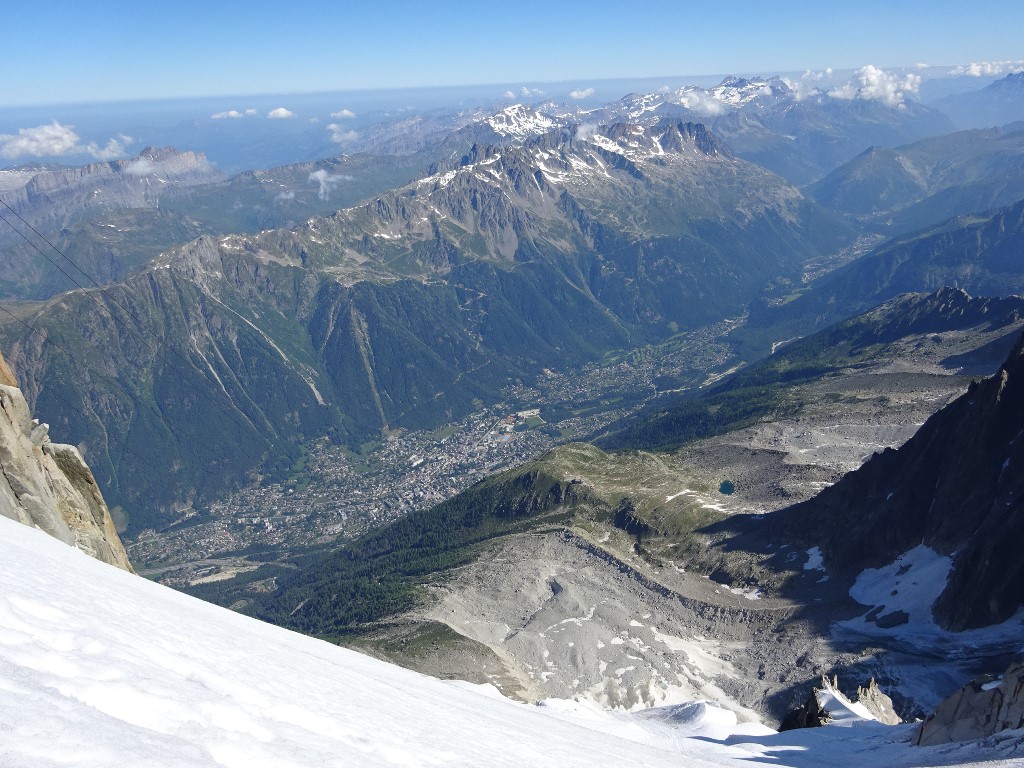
top-left (856, 678), bottom-right (902, 725)
top-left (780, 676), bottom-right (900, 730)
top-left (915, 662), bottom-right (1024, 746)
top-left (0, 351), bottom-right (131, 571)
top-left (0, 352), bottom-right (15, 388)
top-left (779, 676), bottom-right (835, 730)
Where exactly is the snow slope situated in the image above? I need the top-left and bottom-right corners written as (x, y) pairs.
top-left (0, 517), bottom-right (743, 767)
top-left (836, 544), bottom-right (1024, 661)
top-left (1, 516), bottom-right (1022, 767)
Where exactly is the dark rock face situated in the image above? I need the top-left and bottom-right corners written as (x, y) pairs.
top-left (779, 676), bottom-right (835, 730)
top-left (762, 330), bottom-right (1024, 630)
top-left (612, 498), bottom-right (656, 537)
top-left (915, 662), bottom-right (1024, 746)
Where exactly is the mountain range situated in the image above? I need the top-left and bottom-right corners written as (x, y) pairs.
top-left (934, 72), bottom-right (1024, 129)
top-left (808, 122), bottom-right (1024, 234)
top-left (0, 119), bottom-right (848, 532)
top-left (2, 69), bottom-right (1024, 762)
top-left (593, 76), bottom-right (955, 184)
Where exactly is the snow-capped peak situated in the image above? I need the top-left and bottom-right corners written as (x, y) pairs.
top-left (479, 104), bottom-right (560, 140)
top-left (615, 76), bottom-right (791, 121)
top-left (707, 76), bottom-right (787, 106)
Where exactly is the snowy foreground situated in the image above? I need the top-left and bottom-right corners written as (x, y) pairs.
top-left (1, 518), bottom-right (1022, 768)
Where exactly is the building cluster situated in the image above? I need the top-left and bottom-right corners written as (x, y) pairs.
top-left (130, 335), bottom-right (736, 584)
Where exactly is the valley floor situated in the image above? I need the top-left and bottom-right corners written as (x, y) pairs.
top-left (128, 315), bottom-right (739, 579)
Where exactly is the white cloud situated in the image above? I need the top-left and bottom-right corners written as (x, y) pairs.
top-left (569, 87), bottom-right (595, 100)
top-left (677, 91), bottom-right (727, 116)
top-left (309, 169), bottom-right (353, 201)
top-left (828, 65), bottom-right (920, 109)
top-left (86, 134), bottom-right (133, 161)
top-left (330, 108), bottom-right (356, 119)
top-left (327, 124), bottom-right (359, 145)
top-left (275, 190), bottom-right (296, 201)
top-left (782, 68), bottom-right (833, 101)
top-left (124, 158), bottom-right (157, 176)
top-left (0, 122), bottom-right (132, 161)
top-left (951, 60), bottom-right (1024, 77)
top-left (267, 107), bottom-right (295, 119)
top-left (576, 122), bottom-right (599, 140)
top-left (0, 121), bottom-right (81, 159)
top-left (502, 90), bottom-right (516, 100)
top-left (212, 108), bottom-right (258, 119)
top-left (520, 86), bottom-right (545, 99)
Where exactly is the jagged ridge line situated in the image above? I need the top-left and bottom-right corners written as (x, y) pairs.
top-left (0, 204), bottom-right (274, 449)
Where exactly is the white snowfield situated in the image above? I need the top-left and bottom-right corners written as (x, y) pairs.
top-left (1, 516), bottom-right (1022, 768)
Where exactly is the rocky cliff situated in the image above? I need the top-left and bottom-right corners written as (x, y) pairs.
top-left (915, 662), bottom-right (1024, 746)
top-left (0, 350), bottom-right (131, 571)
top-left (731, 328), bottom-right (1024, 630)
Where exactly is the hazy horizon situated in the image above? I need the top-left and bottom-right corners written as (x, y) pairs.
top-left (1, 63), bottom-right (1019, 173)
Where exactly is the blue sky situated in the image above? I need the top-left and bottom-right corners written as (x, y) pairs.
top-left (4, 0), bottom-right (1022, 105)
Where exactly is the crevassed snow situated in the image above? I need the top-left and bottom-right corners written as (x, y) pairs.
top-left (1, 517), bottom-right (1019, 767)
